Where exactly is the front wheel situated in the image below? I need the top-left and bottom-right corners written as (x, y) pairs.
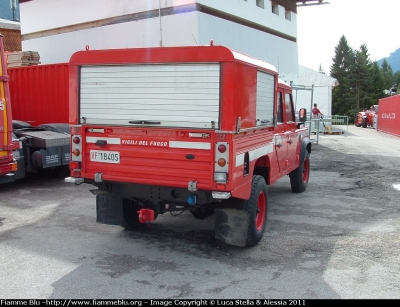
top-left (245, 175), bottom-right (268, 246)
top-left (289, 151), bottom-right (310, 193)
top-left (361, 117), bottom-right (367, 128)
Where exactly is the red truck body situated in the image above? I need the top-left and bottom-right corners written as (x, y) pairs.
top-left (377, 95), bottom-right (400, 137)
top-left (66, 45), bottom-right (311, 246)
top-left (8, 63), bottom-right (69, 126)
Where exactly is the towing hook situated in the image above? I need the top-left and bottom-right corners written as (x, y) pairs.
top-left (137, 208), bottom-right (155, 224)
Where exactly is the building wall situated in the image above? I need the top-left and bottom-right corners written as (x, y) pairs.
top-left (0, 27), bottom-right (21, 51)
top-left (19, 0), bottom-right (299, 82)
top-left (0, 0), bottom-right (20, 21)
top-left (20, 0), bottom-right (296, 38)
top-left (0, 18), bottom-right (21, 52)
top-left (293, 66), bottom-right (339, 116)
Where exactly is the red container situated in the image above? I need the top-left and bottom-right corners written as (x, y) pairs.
top-left (8, 63), bottom-right (69, 126)
top-left (377, 95), bottom-right (400, 137)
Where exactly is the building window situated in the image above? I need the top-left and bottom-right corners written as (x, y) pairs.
top-left (271, 2), bottom-right (279, 15)
top-left (256, 0), bottom-right (265, 9)
top-left (285, 10), bottom-right (291, 21)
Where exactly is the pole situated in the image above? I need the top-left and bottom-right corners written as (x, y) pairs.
top-left (159, 0), bottom-right (163, 47)
top-left (310, 84), bottom-right (314, 119)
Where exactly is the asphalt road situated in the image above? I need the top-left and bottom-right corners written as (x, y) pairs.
top-left (1, 125), bottom-right (400, 299)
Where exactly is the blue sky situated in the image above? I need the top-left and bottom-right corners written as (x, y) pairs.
top-left (297, 0), bottom-right (399, 73)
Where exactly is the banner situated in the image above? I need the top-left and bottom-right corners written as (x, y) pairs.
top-left (0, 300), bottom-right (307, 307)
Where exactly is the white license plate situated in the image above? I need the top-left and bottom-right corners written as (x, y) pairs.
top-left (90, 150), bottom-right (120, 164)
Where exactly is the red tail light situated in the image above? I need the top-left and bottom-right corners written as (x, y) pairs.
top-left (69, 161), bottom-right (81, 169)
top-left (218, 144), bottom-right (227, 153)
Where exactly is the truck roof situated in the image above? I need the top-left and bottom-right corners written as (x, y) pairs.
top-left (69, 44), bottom-right (278, 75)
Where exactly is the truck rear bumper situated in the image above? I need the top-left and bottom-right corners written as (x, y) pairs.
top-left (65, 176), bottom-right (84, 184)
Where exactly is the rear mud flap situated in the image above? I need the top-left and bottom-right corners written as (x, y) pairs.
top-left (214, 208), bottom-right (249, 247)
top-left (96, 194), bottom-right (123, 226)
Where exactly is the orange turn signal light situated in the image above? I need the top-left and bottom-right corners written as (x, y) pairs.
top-left (217, 158), bottom-right (226, 167)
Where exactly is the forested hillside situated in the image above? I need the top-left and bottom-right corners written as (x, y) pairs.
top-left (378, 49), bottom-right (400, 74)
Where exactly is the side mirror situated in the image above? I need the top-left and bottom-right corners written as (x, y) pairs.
top-left (299, 108), bottom-right (307, 123)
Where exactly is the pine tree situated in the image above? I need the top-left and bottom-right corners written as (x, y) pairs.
top-left (394, 71), bottom-right (400, 91)
top-left (354, 44), bottom-right (374, 109)
top-left (370, 62), bottom-right (386, 100)
top-left (381, 59), bottom-right (394, 90)
top-left (330, 35), bottom-right (355, 116)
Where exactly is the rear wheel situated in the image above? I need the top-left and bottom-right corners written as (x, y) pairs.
top-left (290, 151), bottom-right (310, 193)
top-left (245, 175), bottom-right (268, 246)
top-left (122, 199), bottom-right (144, 230)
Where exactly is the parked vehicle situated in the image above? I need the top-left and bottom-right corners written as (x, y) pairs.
top-left (0, 34), bottom-right (70, 185)
top-left (65, 44), bottom-right (311, 247)
top-left (354, 105), bottom-right (379, 128)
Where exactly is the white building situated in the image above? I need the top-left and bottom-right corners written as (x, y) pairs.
top-left (17, 0), bottom-right (316, 85)
top-left (293, 65), bottom-right (339, 116)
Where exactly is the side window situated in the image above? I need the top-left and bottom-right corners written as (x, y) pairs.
top-left (277, 92), bottom-right (283, 123)
top-left (256, 71), bottom-right (275, 126)
top-left (285, 93), bottom-right (295, 122)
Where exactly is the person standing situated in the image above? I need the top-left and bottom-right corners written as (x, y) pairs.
top-left (312, 103), bottom-right (323, 132)
top-left (312, 103), bottom-right (323, 118)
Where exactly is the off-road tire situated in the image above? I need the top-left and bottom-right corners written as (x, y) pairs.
top-left (289, 150), bottom-right (310, 193)
top-left (361, 117), bottom-right (367, 128)
top-left (122, 199), bottom-right (144, 230)
top-left (245, 175), bottom-right (268, 247)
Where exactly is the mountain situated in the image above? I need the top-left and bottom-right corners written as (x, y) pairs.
top-left (377, 48), bottom-right (400, 73)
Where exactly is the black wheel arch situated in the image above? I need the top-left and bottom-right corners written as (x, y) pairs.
top-left (300, 137), bottom-right (311, 163)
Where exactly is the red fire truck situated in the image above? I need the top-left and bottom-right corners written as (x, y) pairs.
top-left (65, 44), bottom-right (311, 247)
